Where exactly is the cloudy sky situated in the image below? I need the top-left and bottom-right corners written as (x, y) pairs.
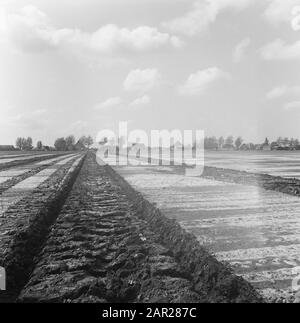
top-left (0, 0), bottom-right (300, 146)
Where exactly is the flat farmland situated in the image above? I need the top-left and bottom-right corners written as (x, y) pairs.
top-left (0, 152), bottom-right (261, 303)
top-left (2, 149), bottom-right (295, 302)
top-left (205, 151), bottom-right (300, 179)
top-left (115, 165), bottom-right (300, 302)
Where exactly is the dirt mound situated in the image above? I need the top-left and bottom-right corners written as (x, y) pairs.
top-left (105, 165), bottom-right (263, 303)
top-left (202, 166), bottom-right (300, 197)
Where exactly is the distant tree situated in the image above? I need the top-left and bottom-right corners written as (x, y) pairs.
top-left (264, 137), bottom-right (269, 146)
top-left (65, 135), bottom-right (76, 151)
top-left (249, 143), bottom-right (255, 150)
top-left (16, 137), bottom-right (23, 150)
top-left (25, 137), bottom-right (33, 150)
top-left (277, 137), bottom-right (283, 145)
top-left (36, 141), bottom-right (43, 150)
top-left (16, 137), bottom-right (33, 150)
top-left (218, 136), bottom-right (224, 149)
top-left (283, 137), bottom-right (290, 146)
top-left (79, 135), bottom-right (87, 146)
top-left (78, 135), bottom-right (93, 149)
top-left (204, 136), bottom-right (218, 150)
top-left (86, 135), bottom-right (93, 149)
top-left (225, 136), bottom-right (234, 146)
top-left (54, 137), bottom-right (67, 151)
top-left (235, 137), bottom-right (243, 149)
top-left (21, 138), bottom-right (27, 150)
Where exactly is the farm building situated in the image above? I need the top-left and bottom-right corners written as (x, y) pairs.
top-left (0, 145), bottom-right (15, 151)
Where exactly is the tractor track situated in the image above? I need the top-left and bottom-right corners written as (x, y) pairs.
top-left (0, 153), bottom-right (70, 172)
top-left (0, 154), bottom-right (85, 302)
top-left (0, 155), bottom-right (77, 195)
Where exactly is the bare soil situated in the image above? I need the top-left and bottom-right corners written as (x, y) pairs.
top-left (15, 153), bottom-right (262, 303)
top-left (202, 166), bottom-right (300, 197)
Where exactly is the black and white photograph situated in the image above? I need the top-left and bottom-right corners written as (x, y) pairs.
top-left (0, 0), bottom-right (300, 310)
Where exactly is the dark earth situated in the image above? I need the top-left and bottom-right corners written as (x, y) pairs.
top-left (1, 152), bottom-right (263, 303)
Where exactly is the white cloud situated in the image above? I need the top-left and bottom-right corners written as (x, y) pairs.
top-left (89, 24), bottom-right (183, 52)
top-left (266, 85), bottom-right (300, 100)
top-left (260, 39), bottom-right (300, 60)
top-left (162, 0), bottom-right (252, 36)
top-left (1, 5), bottom-right (62, 52)
top-left (69, 120), bottom-right (88, 132)
top-left (263, 0), bottom-right (300, 26)
top-left (2, 108), bottom-right (48, 130)
top-left (94, 97), bottom-right (122, 110)
top-left (179, 67), bottom-right (230, 96)
top-left (1, 5), bottom-right (183, 53)
top-left (233, 38), bottom-right (251, 63)
top-left (284, 101), bottom-right (300, 110)
top-left (123, 69), bottom-right (161, 93)
top-left (129, 95), bottom-right (151, 107)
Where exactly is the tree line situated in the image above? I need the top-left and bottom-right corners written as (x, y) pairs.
top-left (54, 135), bottom-right (93, 151)
top-left (204, 136), bottom-right (243, 150)
top-left (204, 136), bottom-right (300, 150)
top-left (15, 135), bottom-right (93, 151)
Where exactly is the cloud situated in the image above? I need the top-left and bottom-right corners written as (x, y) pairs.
top-left (260, 39), bottom-right (300, 60)
top-left (0, 5), bottom-right (62, 52)
top-left (89, 25), bottom-right (183, 52)
top-left (94, 97), bottom-right (122, 110)
top-left (179, 67), bottom-right (230, 96)
top-left (162, 0), bottom-right (252, 36)
top-left (1, 5), bottom-right (183, 53)
top-left (123, 69), bottom-right (161, 93)
top-left (3, 108), bottom-right (48, 130)
top-left (129, 95), bottom-right (151, 107)
top-left (266, 85), bottom-right (300, 100)
top-left (263, 0), bottom-right (300, 25)
top-left (233, 38), bottom-right (251, 63)
top-left (69, 120), bottom-right (88, 132)
top-left (284, 101), bottom-right (300, 110)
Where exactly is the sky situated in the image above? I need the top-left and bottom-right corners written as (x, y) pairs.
top-left (0, 0), bottom-right (300, 146)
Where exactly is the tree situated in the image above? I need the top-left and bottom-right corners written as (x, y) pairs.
top-left (16, 137), bottom-right (33, 150)
top-left (25, 137), bottom-right (33, 150)
top-left (36, 141), bottom-right (43, 150)
top-left (65, 135), bottom-right (76, 151)
top-left (54, 137), bottom-right (67, 151)
top-left (235, 137), bottom-right (243, 149)
top-left (78, 135), bottom-right (93, 149)
top-left (283, 137), bottom-right (290, 146)
top-left (204, 137), bottom-right (218, 150)
top-left (16, 137), bottom-right (23, 150)
top-left (79, 135), bottom-right (87, 146)
top-left (225, 136), bottom-right (234, 146)
top-left (264, 137), bottom-right (269, 146)
top-left (249, 143), bottom-right (255, 150)
top-left (218, 136), bottom-right (224, 149)
top-left (86, 135), bottom-right (93, 149)
top-left (277, 137), bottom-right (283, 145)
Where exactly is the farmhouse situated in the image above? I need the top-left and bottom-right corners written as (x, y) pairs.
top-left (0, 145), bottom-right (15, 151)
